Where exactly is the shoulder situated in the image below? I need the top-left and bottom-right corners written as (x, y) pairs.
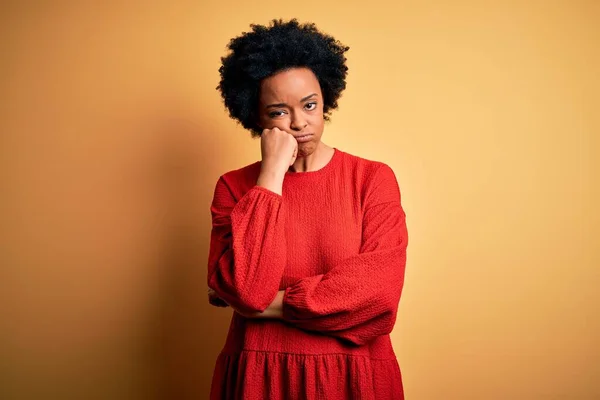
top-left (337, 149), bottom-right (401, 205)
top-left (221, 160), bottom-right (262, 182)
top-left (338, 149), bottom-right (399, 187)
top-left (214, 160), bottom-right (262, 200)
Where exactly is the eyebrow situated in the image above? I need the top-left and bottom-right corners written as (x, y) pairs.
top-left (265, 93), bottom-right (318, 109)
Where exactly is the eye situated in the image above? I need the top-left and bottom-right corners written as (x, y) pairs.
top-left (268, 110), bottom-right (287, 118)
top-left (305, 102), bottom-right (317, 111)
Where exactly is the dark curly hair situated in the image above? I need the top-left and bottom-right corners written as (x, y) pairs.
top-left (217, 19), bottom-right (350, 136)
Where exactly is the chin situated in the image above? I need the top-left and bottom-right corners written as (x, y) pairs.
top-left (297, 142), bottom-right (317, 157)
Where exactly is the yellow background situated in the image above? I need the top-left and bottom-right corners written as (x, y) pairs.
top-left (1, 1), bottom-right (598, 399)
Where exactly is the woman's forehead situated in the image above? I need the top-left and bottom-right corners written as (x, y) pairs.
top-left (260, 68), bottom-right (321, 102)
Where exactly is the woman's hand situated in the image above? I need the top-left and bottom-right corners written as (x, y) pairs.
top-left (209, 288), bottom-right (285, 320)
top-left (261, 127), bottom-right (298, 170)
top-left (235, 291), bottom-right (285, 319)
top-left (257, 127), bottom-right (297, 195)
top-left (208, 288), bottom-right (229, 308)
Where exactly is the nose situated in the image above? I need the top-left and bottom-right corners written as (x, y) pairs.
top-left (290, 112), bottom-right (308, 131)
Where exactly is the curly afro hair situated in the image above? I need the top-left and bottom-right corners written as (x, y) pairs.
top-left (217, 19), bottom-right (350, 136)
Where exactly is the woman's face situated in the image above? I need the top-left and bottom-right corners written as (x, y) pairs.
top-left (257, 67), bottom-right (325, 157)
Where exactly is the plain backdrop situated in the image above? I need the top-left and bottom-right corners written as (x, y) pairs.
top-left (1, 1), bottom-right (599, 399)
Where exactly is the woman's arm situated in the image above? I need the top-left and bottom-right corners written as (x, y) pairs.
top-left (207, 176), bottom-right (288, 314)
top-left (208, 128), bottom-right (297, 313)
top-left (278, 164), bottom-right (408, 345)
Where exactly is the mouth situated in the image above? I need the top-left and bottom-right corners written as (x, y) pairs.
top-left (294, 134), bottom-right (314, 143)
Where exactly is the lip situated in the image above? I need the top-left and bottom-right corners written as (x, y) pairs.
top-left (294, 134), bottom-right (314, 143)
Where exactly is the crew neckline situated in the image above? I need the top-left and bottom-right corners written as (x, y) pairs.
top-left (284, 147), bottom-right (341, 178)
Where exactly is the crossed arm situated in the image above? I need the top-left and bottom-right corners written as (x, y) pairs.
top-left (207, 165), bottom-right (407, 345)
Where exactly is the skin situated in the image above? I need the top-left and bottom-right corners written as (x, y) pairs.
top-left (209, 67), bottom-right (336, 319)
top-left (257, 67), bottom-right (334, 174)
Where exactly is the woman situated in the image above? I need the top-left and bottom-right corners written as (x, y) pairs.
top-left (207, 19), bottom-right (408, 399)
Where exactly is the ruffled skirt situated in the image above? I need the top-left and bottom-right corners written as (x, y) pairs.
top-left (210, 350), bottom-right (404, 399)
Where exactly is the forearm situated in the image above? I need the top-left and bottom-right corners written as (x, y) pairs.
top-left (256, 169), bottom-right (285, 195)
top-left (251, 290), bottom-right (284, 319)
top-left (210, 289), bottom-right (285, 319)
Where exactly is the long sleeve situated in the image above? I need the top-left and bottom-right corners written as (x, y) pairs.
top-left (207, 176), bottom-right (287, 314)
top-left (281, 164), bottom-right (408, 346)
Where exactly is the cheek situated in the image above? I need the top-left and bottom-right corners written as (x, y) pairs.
top-left (309, 112), bottom-right (325, 130)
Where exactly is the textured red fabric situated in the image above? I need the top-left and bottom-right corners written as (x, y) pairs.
top-left (208, 148), bottom-right (408, 399)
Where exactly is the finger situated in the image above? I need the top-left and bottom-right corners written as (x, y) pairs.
top-left (290, 145), bottom-right (298, 166)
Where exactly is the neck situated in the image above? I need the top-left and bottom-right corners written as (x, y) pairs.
top-left (289, 142), bottom-right (333, 173)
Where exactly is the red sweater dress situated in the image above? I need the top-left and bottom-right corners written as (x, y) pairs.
top-left (207, 148), bottom-right (408, 399)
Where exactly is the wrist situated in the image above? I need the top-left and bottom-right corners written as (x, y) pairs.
top-left (257, 168), bottom-right (285, 195)
top-left (256, 290), bottom-right (285, 319)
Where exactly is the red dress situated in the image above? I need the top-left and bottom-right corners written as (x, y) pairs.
top-left (207, 148), bottom-right (408, 399)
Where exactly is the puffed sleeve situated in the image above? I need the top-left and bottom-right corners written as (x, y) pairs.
top-left (282, 164), bottom-right (408, 345)
top-left (207, 177), bottom-right (288, 314)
